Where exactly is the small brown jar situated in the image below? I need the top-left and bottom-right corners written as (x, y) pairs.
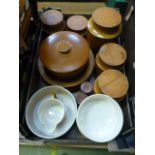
top-left (86, 7), bottom-right (122, 50)
top-left (66, 15), bottom-right (88, 36)
top-left (95, 42), bottom-right (127, 75)
top-left (93, 69), bottom-right (129, 102)
top-left (40, 9), bottom-right (65, 35)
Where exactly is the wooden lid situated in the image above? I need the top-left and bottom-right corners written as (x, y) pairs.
top-left (99, 43), bottom-right (127, 66)
top-left (67, 15), bottom-right (88, 31)
top-left (92, 7), bottom-right (122, 28)
top-left (87, 18), bottom-right (122, 39)
top-left (39, 31), bottom-right (89, 74)
top-left (40, 10), bottom-right (63, 26)
top-left (98, 69), bottom-right (129, 98)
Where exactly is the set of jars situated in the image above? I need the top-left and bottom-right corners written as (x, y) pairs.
top-left (39, 7), bottom-right (129, 101)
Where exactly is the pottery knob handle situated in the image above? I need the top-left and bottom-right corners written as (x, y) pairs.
top-left (57, 40), bottom-right (71, 53)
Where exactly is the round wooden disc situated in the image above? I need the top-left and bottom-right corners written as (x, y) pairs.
top-left (92, 7), bottom-right (122, 28)
top-left (93, 78), bottom-right (125, 102)
top-left (97, 69), bottom-right (129, 98)
top-left (37, 50), bottom-right (95, 89)
top-left (40, 10), bottom-right (63, 26)
top-left (99, 43), bottom-right (127, 66)
top-left (67, 15), bottom-right (88, 31)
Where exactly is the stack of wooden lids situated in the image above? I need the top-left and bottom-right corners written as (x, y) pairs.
top-left (93, 69), bottom-right (129, 101)
top-left (40, 9), bottom-right (65, 34)
top-left (66, 15), bottom-right (88, 36)
top-left (39, 31), bottom-right (90, 80)
top-left (87, 7), bottom-right (122, 49)
top-left (95, 42), bottom-right (127, 74)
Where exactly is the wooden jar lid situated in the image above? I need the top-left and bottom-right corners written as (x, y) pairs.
top-left (97, 69), bottom-right (129, 98)
top-left (99, 43), bottom-right (127, 66)
top-left (67, 15), bottom-right (88, 31)
top-left (40, 10), bottom-right (63, 26)
top-left (87, 18), bottom-right (122, 40)
top-left (92, 7), bottom-right (122, 28)
top-left (39, 31), bottom-right (89, 74)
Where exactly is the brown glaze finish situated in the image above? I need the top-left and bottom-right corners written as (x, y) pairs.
top-left (97, 69), bottom-right (129, 99)
top-left (92, 7), bottom-right (122, 28)
top-left (95, 53), bottom-right (112, 74)
top-left (86, 28), bottom-right (115, 50)
top-left (41, 10), bottom-right (63, 25)
top-left (93, 78), bottom-right (125, 102)
top-left (37, 50), bottom-right (95, 89)
top-left (99, 43), bottom-right (127, 66)
top-left (40, 10), bottom-right (65, 33)
top-left (67, 15), bottom-right (88, 31)
top-left (39, 31), bottom-right (89, 79)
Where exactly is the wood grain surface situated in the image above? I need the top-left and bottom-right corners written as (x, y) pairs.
top-left (97, 69), bottom-right (129, 98)
top-left (92, 7), bottom-right (122, 28)
top-left (99, 42), bottom-right (127, 66)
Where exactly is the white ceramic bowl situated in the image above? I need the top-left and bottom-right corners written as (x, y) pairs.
top-left (38, 98), bottom-right (65, 133)
top-left (76, 94), bottom-right (123, 143)
top-left (26, 85), bottom-right (77, 139)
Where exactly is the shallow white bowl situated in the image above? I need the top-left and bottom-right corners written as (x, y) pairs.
top-left (76, 94), bottom-right (123, 143)
top-left (26, 85), bottom-right (77, 139)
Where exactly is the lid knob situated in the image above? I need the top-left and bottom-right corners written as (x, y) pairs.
top-left (57, 40), bottom-right (71, 53)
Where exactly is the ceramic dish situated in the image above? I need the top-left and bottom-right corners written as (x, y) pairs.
top-left (37, 50), bottom-right (94, 89)
top-left (76, 94), bottom-right (124, 143)
top-left (26, 85), bottom-right (77, 139)
top-left (40, 9), bottom-right (65, 34)
top-left (87, 18), bottom-right (122, 39)
top-left (39, 31), bottom-right (90, 80)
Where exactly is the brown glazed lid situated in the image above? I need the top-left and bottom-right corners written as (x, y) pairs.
top-left (39, 31), bottom-right (89, 74)
top-left (97, 69), bottom-right (129, 98)
top-left (67, 15), bottom-right (88, 31)
top-left (92, 7), bottom-right (122, 28)
top-left (40, 10), bottom-right (63, 26)
top-left (99, 43), bottom-right (127, 66)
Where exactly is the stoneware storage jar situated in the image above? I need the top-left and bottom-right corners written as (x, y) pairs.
top-left (66, 15), bottom-right (88, 36)
top-left (86, 7), bottom-right (122, 50)
top-left (95, 42), bottom-right (127, 74)
top-left (40, 9), bottom-right (65, 35)
top-left (93, 69), bottom-right (129, 102)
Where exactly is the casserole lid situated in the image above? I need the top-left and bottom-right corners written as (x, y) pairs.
top-left (39, 31), bottom-right (89, 73)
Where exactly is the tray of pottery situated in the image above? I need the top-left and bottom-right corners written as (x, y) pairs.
top-left (20, 9), bottom-right (134, 147)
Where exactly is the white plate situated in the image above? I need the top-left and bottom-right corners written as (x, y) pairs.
top-left (26, 85), bottom-right (77, 139)
top-left (76, 94), bottom-right (123, 143)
